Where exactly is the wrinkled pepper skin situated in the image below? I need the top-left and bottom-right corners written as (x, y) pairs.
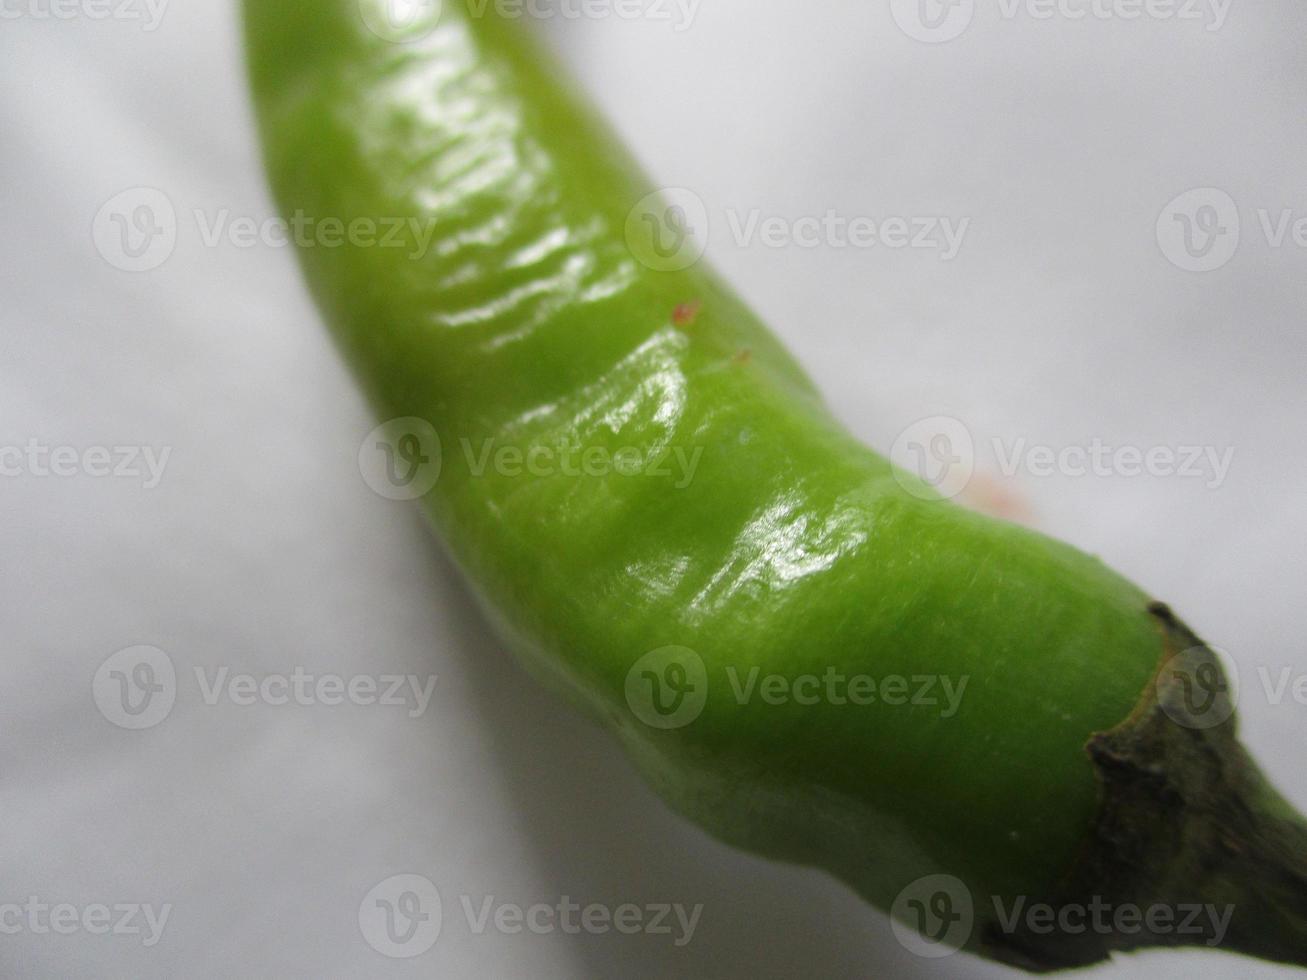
top-left (242, 0), bottom-right (1271, 965)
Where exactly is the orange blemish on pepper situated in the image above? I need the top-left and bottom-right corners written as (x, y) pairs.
top-left (672, 299), bottom-right (702, 328)
top-left (957, 472), bottom-right (1035, 527)
top-left (732, 348), bottom-right (752, 365)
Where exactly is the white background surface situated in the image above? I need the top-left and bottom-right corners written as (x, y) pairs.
top-left (2, 0), bottom-right (1306, 976)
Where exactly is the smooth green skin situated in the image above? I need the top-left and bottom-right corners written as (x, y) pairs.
top-left (245, 0), bottom-right (1165, 932)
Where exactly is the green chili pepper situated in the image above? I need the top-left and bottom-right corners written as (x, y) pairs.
top-left (244, 1), bottom-right (1307, 969)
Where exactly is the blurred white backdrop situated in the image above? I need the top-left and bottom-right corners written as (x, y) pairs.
top-left (2, 0), bottom-right (1305, 976)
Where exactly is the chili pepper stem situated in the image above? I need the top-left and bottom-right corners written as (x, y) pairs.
top-left (1200, 774), bottom-right (1307, 968)
top-left (984, 605), bottom-right (1307, 970)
